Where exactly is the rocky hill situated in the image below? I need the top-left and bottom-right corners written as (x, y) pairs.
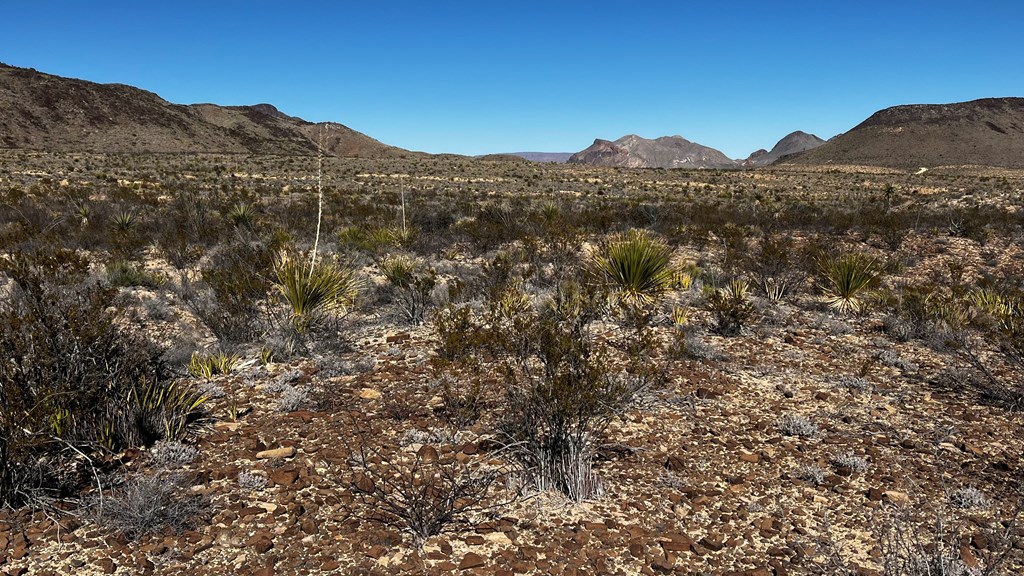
top-left (0, 62), bottom-right (415, 158)
top-left (743, 131), bottom-right (825, 167)
top-left (568, 135), bottom-right (738, 169)
top-left (781, 98), bottom-right (1024, 169)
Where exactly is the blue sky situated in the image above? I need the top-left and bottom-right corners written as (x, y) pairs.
top-left (2, 1), bottom-right (1022, 157)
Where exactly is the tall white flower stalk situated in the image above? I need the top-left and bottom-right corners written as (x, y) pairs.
top-left (309, 124), bottom-right (327, 278)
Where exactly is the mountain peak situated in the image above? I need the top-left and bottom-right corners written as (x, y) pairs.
top-left (743, 131), bottom-right (825, 166)
top-left (571, 134), bottom-right (737, 169)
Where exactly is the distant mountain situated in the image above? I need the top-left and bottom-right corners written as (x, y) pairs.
top-left (568, 135), bottom-right (738, 169)
top-left (508, 152), bottom-right (573, 163)
top-left (0, 62), bottom-right (417, 158)
top-left (781, 98), bottom-right (1024, 169)
top-left (743, 131), bottom-right (825, 167)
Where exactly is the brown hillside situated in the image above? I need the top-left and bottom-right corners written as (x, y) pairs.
top-left (783, 97), bottom-right (1024, 169)
top-left (0, 62), bottom-right (415, 158)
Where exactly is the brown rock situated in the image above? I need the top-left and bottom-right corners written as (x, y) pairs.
top-left (365, 545), bottom-right (386, 559)
top-left (300, 519), bottom-right (318, 535)
top-left (95, 558), bottom-right (116, 574)
top-left (353, 473), bottom-right (374, 493)
top-left (739, 451), bottom-right (760, 463)
top-left (700, 534), bottom-right (726, 552)
top-left (270, 469), bottom-right (300, 486)
top-left (664, 455), bottom-right (687, 472)
top-left (459, 552), bottom-right (486, 570)
top-left (249, 533), bottom-right (274, 554)
top-left (417, 444), bottom-right (439, 463)
top-left (629, 542), bottom-right (645, 558)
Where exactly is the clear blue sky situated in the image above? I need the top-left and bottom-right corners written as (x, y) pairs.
top-left (2, 1), bottom-right (1022, 157)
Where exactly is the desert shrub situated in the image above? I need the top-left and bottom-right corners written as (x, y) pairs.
top-left (459, 202), bottom-right (523, 251)
top-left (706, 279), bottom-right (755, 336)
top-left (780, 413), bottom-right (819, 437)
top-left (238, 470), bottom-right (268, 491)
top-left (177, 239), bottom-right (275, 344)
top-left (380, 255), bottom-right (437, 325)
top-left (0, 249), bottom-right (196, 507)
top-left (436, 375), bottom-right (485, 429)
top-left (817, 252), bottom-right (882, 314)
top-left (796, 464), bottom-right (826, 486)
top-left (493, 296), bottom-right (640, 501)
top-left (829, 452), bottom-right (870, 473)
top-left (275, 384), bottom-right (310, 413)
top-left (105, 260), bottom-right (164, 288)
top-left (148, 440), bottom-right (200, 469)
top-left (274, 251), bottom-right (361, 333)
top-left (590, 229), bottom-right (675, 307)
top-left (948, 487), bottom-right (990, 510)
top-left (93, 473), bottom-right (206, 540)
top-left (348, 441), bottom-right (507, 546)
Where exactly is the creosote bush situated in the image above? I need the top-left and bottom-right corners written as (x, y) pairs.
top-left (0, 249), bottom-right (200, 507)
top-left (348, 440), bottom-right (507, 546)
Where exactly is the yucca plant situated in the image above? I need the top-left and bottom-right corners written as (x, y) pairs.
top-left (591, 229), bottom-right (675, 308)
top-left (818, 253), bottom-right (881, 315)
top-left (111, 209), bottom-right (139, 233)
top-left (706, 279), bottom-right (754, 336)
top-left (227, 201), bottom-right (257, 229)
top-left (275, 252), bottom-right (361, 333)
top-left (124, 379), bottom-right (208, 442)
top-left (380, 255), bottom-right (436, 325)
top-left (187, 351), bottom-right (239, 379)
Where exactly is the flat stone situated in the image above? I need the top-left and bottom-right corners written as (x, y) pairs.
top-left (255, 446), bottom-right (296, 459)
top-left (459, 552), bottom-right (485, 570)
top-left (739, 451), bottom-right (760, 463)
top-left (359, 388), bottom-right (382, 400)
top-left (270, 469), bottom-right (300, 486)
top-left (883, 491), bottom-right (910, 505)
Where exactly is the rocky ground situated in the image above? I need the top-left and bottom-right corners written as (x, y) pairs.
top-left (3, 288), bottom-right (1023, 575)
top-left (1, 154), bottom-right (1022, 575)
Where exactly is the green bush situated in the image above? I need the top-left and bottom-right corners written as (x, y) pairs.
top-left (0, 249), bottom-right (199, 507)
top-left (105, 260), bottom-right (164, 288)
top-left (380, 255), bottom-right (437, 325)
top-left (706, 279), bottom-right (755, 336)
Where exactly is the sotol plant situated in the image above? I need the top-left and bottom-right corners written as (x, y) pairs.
top-left (274, 251), bottom-right (361, 333)
top-left (591, 229), bottom-right (675, 308)
top-left (818, 252), bottom-right (882, 315)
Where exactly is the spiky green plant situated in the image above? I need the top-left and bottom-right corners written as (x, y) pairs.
top-left (275, 252), bottom-right (361, 333)
top-left (591, 229), bottom-right (675, 307)
top-left (111, 209), bottom-right (139, 233)
top-left (818, 253), bottom-right (881, 315)
top-left (187, 351), bottom-right (239, 379)
top-left (227, 201), bottom-right (257, 228)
